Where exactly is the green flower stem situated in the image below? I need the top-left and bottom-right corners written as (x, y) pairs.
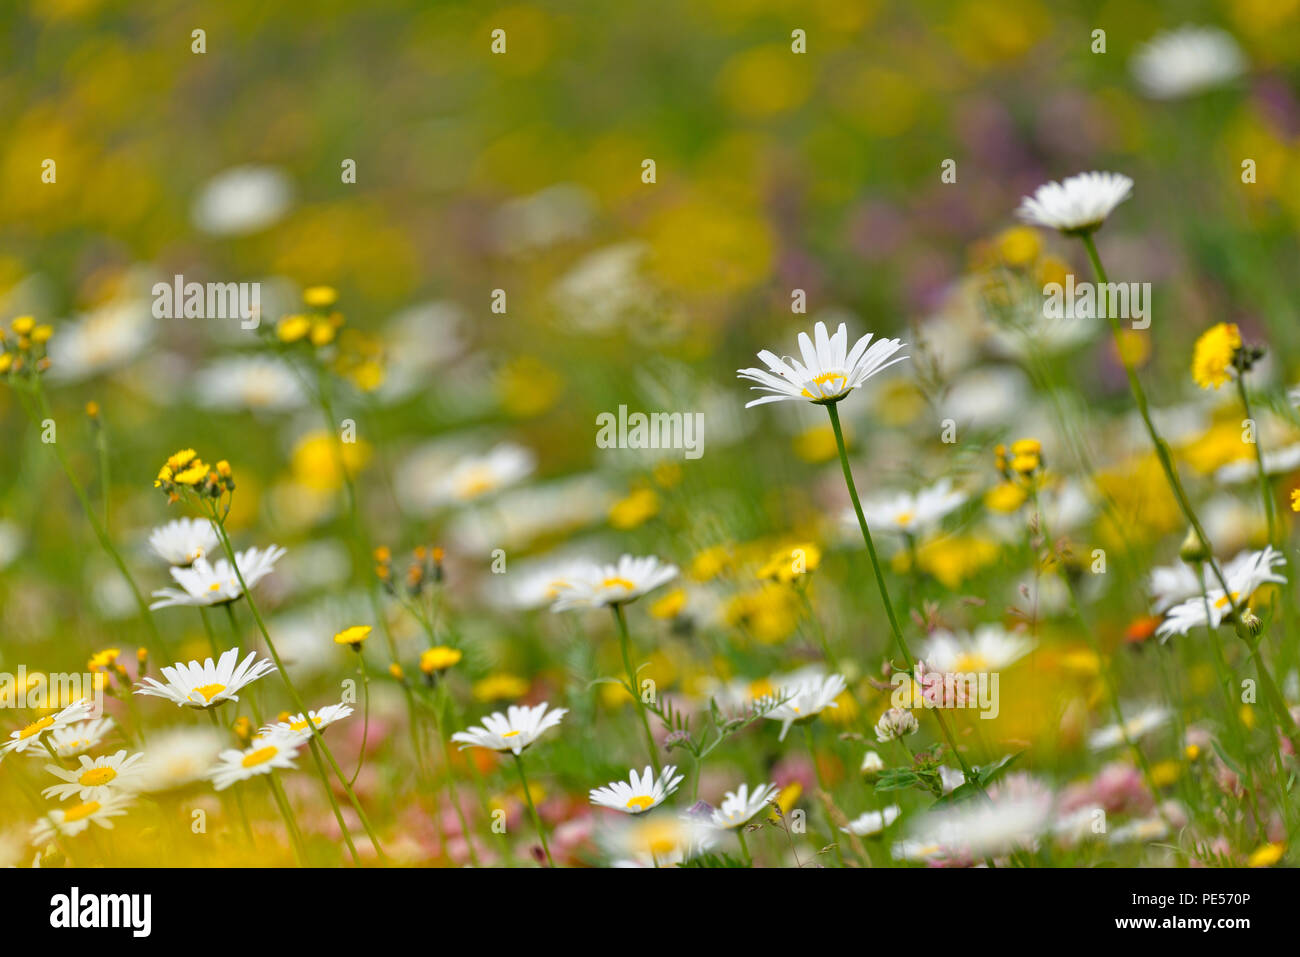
top-left (1079, 233), bottom-right (1300, 751)
top-left (1235, 374), bottom-right (1277, 545)
top-left (265, 772), bottom-right (308, 866)
top-left (510, 751), bottom-right (554, 866)
top-left (824, 401), bottom-right (982, 789)
top-left (611, 603), bottom-right (662, 776)
top-left (203, 500), bottom-right (388, 862)
top-left (27, 380), bottom-right (167, 657)
top-left (310, 740), bottom-right (362, 865)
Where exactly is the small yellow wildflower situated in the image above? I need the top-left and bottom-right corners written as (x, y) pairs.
top-left (277, 314), bottom-right (311, 342)
top-left (334, 625), bottom-right (372, 647)
top-left (303, 286), bottom-right (339, 308)
top-left (648, 587), bottom-right (687, 620)
top-left (1248, 842), bottom-right (1285, 868)
top-left (608, 488), bottom-right (659, 530)
top-left (1191, 322), bottom-right (1241, 390)
top-left (419, 646), bottom-right (463, 674)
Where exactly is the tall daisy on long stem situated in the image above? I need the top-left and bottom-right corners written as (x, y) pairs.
top-left (1019, 172), bottom-right (1300, 751)
top-left (737, 321), bottom-right (983, 789)
top-left (451, 702), bottom-right (567, 866)
top-left (550, 555), bottom-right (677, 776)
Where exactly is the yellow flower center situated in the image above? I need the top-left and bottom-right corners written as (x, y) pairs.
top-left (501, 730), bottom-right (521, 738)
top-left (18, 716), bottom-right (55, 740)
top-left (288, 716), bottom-right (323, 732)
top-left (457, 467), bottom-right (498, 499)
top-left (626, 795), bottom-right (655, 812)
top-left (242, 745), bottom-right (279, 768)
top-left (192, 683), bottom-right (226, 703)
top-left (952, 652), bottom-right (989, 672)
top-left (79, 767), bottom-right (117, 787)
top-left (800, 371), bottom-right (848, 398)
top-left (602, 577), bottom-right (636, 591)
top-left (895, 510), bottom-right (915, 527)
top-left (63, 801), bottom-right (101, 823)
top-left (1214, 592), bottom-right (1241, 610)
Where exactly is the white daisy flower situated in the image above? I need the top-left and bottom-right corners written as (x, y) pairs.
top-left (1156, 546), bottom-right (1287, 639)
top-left (46, 298), bottom-right (154, 384)
top-left (738, 320), bottom-right (908, 407)
top-left (135, 727), bottom-right (225, 793)
top-left (193, 356), bottom-right (307, 412)
top-left (710, 782), bottom-right (779, 829)
top-left (549, 554), bottom-right (678, 611)
top-left (1148, 546), bottom-right (1286, 613)
top-left (1087, 704), bottom-right (1171, 751)
top-left (257, 702), bottom-right (354, 742)
top-left (30, 794), bottom-right (133, 844)
top-left (590, 765), bottom-right (684, 814)
top-left (42, 750), bottom-right (146, 803)
top-left (1, 699), bottom-right (94, 758)
top-left (207, 733), bottom-right (301, 791)
top-left (857, 478), bottom-right (966, 536)
top-left (1214, 442), bottom-right (1300, 485)
top-left (762, 673), bottom-right (847, 741)
top-left (602, 813), bottom-right (718, 866)
top-left (147, 517), bottom-right (219, 567)
top-left (434, 443), bottom-right (536, 505)
top-left (860, 751), bottom-right (885, 775)
top-left (1016, 171), bottom-right (1134, 235)
top-left (874, 707), bottom-right (919, 743)
top-left (1130, 26), bottom-right (1245, 100)
top-left (920, 625), bottom-right (1034, 673)
top-left (148, 545), bottom-right (286, 609)
top-left (47, 718), bottom-right (116, 759)
top-left (451, 702), bottom-right (567, 755)
top-left (191, 164), bottom-right (293, 236)
top-left (133, 647), bottom-right (276, 709)
top-left (842, 805), bottom-right (901, 836)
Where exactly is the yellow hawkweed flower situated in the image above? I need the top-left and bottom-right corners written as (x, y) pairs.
top-left (87, 649), bottom-right (121, 672)
top-left (472, 673), bottom-right (529, 701)
top-left (649, 587), bottom-right (687, 620)
top-left (11, 316), bottom-right (35, 336)
top-left (389, 662), bottom-right (405, 681)
top-left (994, 225), bottom-right (1041, 267)
top-left (277, 314), bottom-right (311, 342)
top-left (1248, 842), bottom-right (1285, 868)
top-left (173, 462), bottom-right (210, 485)
top-left (31, 324), bottom-right (53, 344)
top-left (166, 449), bottom-right (198, 470)
top-left (1291, 488), bottom-right (1299, 512)
top-left (608, 487), bottom-right (660, 530)
top-left (1191, 322), bottom-right (1241, 390)
top-left (303, 285), bottom-right (339, 308)
top-left (419, 646), bottom-right (463, 674)
top-left (334, 625), bottom-right (372, 647)
top-left (309, 318), bottom-right (338, 346)
top-left (0, 353), bottom-right (13, 374)
top-left (985, 481), bottom-right (1028, 512)
top-left (759, 542), bottom-right (822, 583)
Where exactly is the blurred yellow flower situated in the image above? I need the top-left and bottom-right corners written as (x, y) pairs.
top-left (1192, 322), bottom-right (1241, 390)
top-left (334, 625), bottom-right (371, 647)
top-left (649, 588), bottom-right (687, 620)
top-left (609, 488), bottom-right (659, 530)
top-left (473, 673), bottom-right (530, 702)
top-left (290, 431), bottom-right (372, 491)
top-left (420, 646), bottom-right (463, 674)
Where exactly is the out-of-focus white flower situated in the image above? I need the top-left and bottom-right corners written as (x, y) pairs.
top-left (47, 299), bottom-right (154, 383)
top-left (135, 727), bottom-right (225, 792)
top-left (147, 518), bottom-right (219, 567)
top-left (491, 184), bottom-right (594, 255)
top-left (857, 478), bottom-right (966, 536)
top-left (874, 707), bottom-right (919, 744)
top-left (191, 165), bottom-right (293, 236)
top-left (921, 625), bottom-right (1034, 673)
top-left (193, 356), bottom-right (307, 412)
top-left (207, 733), bottom-right (302, 791)
top-left (1087, 704), bottom-right (1171, 751)
top-left (1131, 26), bottom-right (1245, 100)
top-left (842, 805), bottom-right (900, 836)
top-left (1215, 442), bottom-right (1300, 485)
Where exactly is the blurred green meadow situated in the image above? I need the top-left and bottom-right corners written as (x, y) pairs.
top-left (3, 0), bottom-right (1300, 867)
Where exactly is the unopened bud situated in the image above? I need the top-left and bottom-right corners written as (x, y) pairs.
top-left (1179, 528), bottom-right (1209, 565)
